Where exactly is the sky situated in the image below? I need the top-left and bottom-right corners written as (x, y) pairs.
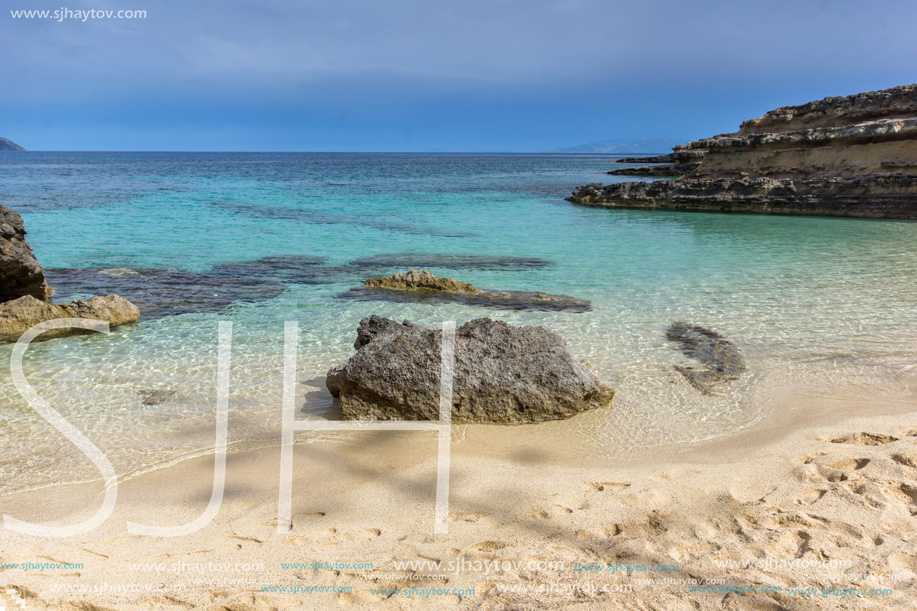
top-left (2, 0), bottom-right (915, 151)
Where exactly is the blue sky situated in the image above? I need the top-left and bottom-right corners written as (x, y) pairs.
top-left (2, 0), bottom-right (915, 151)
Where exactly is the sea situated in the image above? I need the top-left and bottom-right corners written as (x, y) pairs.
top-left (1, 152), bottom-right (916, 491)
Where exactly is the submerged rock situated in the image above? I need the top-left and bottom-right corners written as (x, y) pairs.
top-left (327, 315), bottom-right (614, 424)
top-left (213, 200), bottom-right (474, 238)
top-left (665, 322), bottom-right (745, 395)
top-left (0, 295), bottom-right (139, 342)
top-left (0, 204), bottom-right (51, 302)
top-left (45, 267), bottom-right (286, 318)
top-left (139, 389), bottom-right (176, 406)
top-left (341, 269), bottom-right (591, 313)
top-left (570, 84), bottom-right (917, 218)
top-left (209, 255), bottom-right (329, 283)
top-left (349, 253), bottom-right (552, 271)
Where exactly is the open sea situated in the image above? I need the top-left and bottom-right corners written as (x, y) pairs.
top-left (2, 152), bottom-right (916, 491)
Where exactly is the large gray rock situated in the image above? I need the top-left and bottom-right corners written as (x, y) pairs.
top-left (327, 315), bottom-right (614, 424)
top-left (0, 295), bottom-right (140, 342)
top-left (0, 204), bottom-right (50, 302)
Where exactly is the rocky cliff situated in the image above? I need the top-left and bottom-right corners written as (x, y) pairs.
top-left (572, 84), bottom-right (917, 218)
top-left (0, 205), bottom-right (51, 302)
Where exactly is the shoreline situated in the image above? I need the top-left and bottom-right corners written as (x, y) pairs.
top-left (2, 379), bottom-right (915, 609)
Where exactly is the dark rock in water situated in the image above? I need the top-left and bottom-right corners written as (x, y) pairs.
top-left (340, 269), bottom-right (591, 313)
top-left (0, 294), bottom-right (139, 342)
top-left (665, 322), bottom-right (746, 395)
top-left (139, 389), bottom-right (176, 406)
top-left (210, 255), bottom-right (329, 283)
top-left (349, 253), bottom-right (552, 271)
top-left (327, 315), bottom-right (614, 424)
top-left (569, 175), bottom-right (917, 218)
top-left (0, 204), bottom-right (51, 302)
top-left (44, 267), bottom-right (286, 318)
top-left (0, 138), bottom-right (25, 152)
top-left (213, 200), bottom-right (474, 238)
top-left (212, 257), bottom-right (373, 286)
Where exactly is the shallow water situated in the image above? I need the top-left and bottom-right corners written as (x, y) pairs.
top-left (1, 152), bottom-right (916, 491)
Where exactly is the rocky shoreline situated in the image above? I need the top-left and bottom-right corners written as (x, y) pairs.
top-left (0, 204), bottom-right (140, 342)
top-left (571, 84), bottom-right (917, 218)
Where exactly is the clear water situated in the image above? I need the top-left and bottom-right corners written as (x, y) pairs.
top-left (1, 152), bottom-right (916, 490)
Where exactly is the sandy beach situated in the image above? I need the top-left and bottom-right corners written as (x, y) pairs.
top-left (4, 1), bottom-right (917, 609)
top-left (2, 375), bottom-right (915, 611)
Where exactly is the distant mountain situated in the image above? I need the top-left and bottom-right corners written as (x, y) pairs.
top-left (0, 138), bottom-right (25, 151)
top-left (553, 138), bottom-right (684, 154)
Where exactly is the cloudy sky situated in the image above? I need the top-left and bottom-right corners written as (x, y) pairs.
top-left (3, 0), bottom-right (915, 151)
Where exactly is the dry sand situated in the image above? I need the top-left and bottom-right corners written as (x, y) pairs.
top-left (1, 386), bottom-right (916, 610)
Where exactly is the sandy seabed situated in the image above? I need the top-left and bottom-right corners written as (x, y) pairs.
top-left (1, 383), bottom-right (916, 611)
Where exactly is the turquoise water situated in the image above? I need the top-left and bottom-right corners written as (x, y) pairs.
top-left (1, 152), bottom-right (916, 490)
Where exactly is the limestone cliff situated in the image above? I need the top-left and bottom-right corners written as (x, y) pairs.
top-left (572, 84), bottom-right (917, 218)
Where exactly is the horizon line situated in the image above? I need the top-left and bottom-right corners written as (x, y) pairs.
top-left (0, 150), bottom-right (671, 155)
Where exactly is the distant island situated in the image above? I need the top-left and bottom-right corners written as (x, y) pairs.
top-left (0, 137), bottom-right (25, 151)
top-left (568, 84), bottom-right (917, 218)
top-left (553, 138), bottom-right (684, 154)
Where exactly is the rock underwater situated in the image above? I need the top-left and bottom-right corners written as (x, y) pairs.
top-left (665, 322), bottom-right (746, 395)
top-left (0, 295), bottom-right (140, 342)
top-left (327, 315), bottom-right (615, 424)
top-left (340, 269), bottom-right (592, 313)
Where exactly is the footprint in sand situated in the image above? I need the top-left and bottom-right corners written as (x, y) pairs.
top-left (891, 482), bottom-right (917, 507)
top-left (795, 489), bottom-right (827, 506)
top-left (585, 482), bottom-right (630, 493)
top-left (576, 526), bottom-right (621, 540)
top-left (888, 551), bottom-right (917, 574)
top-left (774, 529), bottom-right (814, 558)
top-left (846, 480), bottom-right (917, 510)
top-left (669, 541), bottom-right (720, 562)
top-left (263, 511), bottom-right (326, 530)
top-left (827, 432), bottom-right (899, 445)
top-left (757, 512), bottom-right (823, 530)
top-left (891, 451), bottom-right (917, 469)
top-left (826, 457), bottom-right (870, 471)
top-left (794, 452), bottom-right (827, 464)
top-left (466, 540), bottom-right (508, 553)
top-left (525, 505), bottom-right (574, 520)
top-left (449, 511), bottom-right (486, 523)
